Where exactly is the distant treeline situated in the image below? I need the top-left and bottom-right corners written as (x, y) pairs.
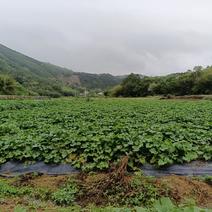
top-left (105, 66), bottom-right (212, 97)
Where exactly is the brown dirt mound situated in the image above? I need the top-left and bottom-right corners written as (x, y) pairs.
top-left (157, 175), bottom-right (212, 208)
top-left (12, 173), bottom-right (70, 191)
top-left (28, 175), bottom-right (69, 191)
top-left (160, 95), bottom-right (211, 100)
top-left (0, 197), bottom-right (21, 212)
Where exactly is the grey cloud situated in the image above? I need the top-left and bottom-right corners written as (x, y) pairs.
top-left (0, 0), bottom-right (212, 75)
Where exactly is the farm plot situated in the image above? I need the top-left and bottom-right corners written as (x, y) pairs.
top-left (0, 98), bottom-right (211, 171)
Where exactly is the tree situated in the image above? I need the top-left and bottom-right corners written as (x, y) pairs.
top-left (106, 67), bottom-right (212, 97)
top-left (193, 66), bottom-right (203, 72)
top-left (0, 75), bottom-right (16, 95)
top-left (121, 73), bottom-right (142, 97)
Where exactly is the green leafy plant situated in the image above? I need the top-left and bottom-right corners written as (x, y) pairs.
top-left (52, 180), bottom-right (78, 206)
top-left (0, 99), bottom-right (211, 171)
top-left (124, 173), bottom-right (159, 206)
top-left (0, 181), bottom-right (31, 197)
top-left (14, 206), bottom-right (27, 212)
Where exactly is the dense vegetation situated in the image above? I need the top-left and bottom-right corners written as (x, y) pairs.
top-left (107, 67), bottom-right (212, 97)
top-left (0, 44), bottom-right (122, 96)
top-left (0, 98), bottom-right (211, 170)
top-left (0, 74), bottom-right (16, 95)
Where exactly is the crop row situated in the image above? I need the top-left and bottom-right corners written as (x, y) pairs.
top-left (0, 98), bottom-right (211, 170)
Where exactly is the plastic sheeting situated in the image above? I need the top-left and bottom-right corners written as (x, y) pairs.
top-left (0, 161), bottom-right (78, 177)
top-left (0, 161), bottom-right (211, 177)
top-left (140, 161), bottom-right (212, 177)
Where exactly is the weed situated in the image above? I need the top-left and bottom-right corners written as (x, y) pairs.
top-left (52, 179), bottom-right (78, 206)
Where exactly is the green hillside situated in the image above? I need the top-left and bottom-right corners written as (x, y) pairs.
top-left (107, 66), bottom-right (212, 97)
top-left (0, 44), bottom-right (122, 96)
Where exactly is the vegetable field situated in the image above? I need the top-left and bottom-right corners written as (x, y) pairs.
top-left (0, 98), bottom-right (211, 170)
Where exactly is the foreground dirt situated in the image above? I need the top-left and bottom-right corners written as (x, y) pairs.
top-left (157, 175), bottom-right (212, 208)
top-left (0, 174), bottom-right (211, 211)
top-left (13, 174), bottom-right (69, 191)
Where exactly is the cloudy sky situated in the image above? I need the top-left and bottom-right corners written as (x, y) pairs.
top-left (0, 0), bottom-right (212, 75)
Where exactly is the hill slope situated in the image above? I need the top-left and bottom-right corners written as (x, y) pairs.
top-left (107, 67), bottom-right (212, 97)
top-left (0, 44), bottom-right (122, 96)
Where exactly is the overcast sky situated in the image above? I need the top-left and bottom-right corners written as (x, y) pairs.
top-left (1, 0), bottom-right (212, 75)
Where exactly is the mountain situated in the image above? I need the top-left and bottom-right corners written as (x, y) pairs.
top-left (0, 44), bottom-right (123, 96)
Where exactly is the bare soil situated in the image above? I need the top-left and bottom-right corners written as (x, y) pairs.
top-left (160, 95), bottom-right (212, 100)
top-left (0, 164), bottom-right (211, 211)
top-left (157, 175), bottom-right (212, 208)
top-left (13, 173), bottom-right (70, 191)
